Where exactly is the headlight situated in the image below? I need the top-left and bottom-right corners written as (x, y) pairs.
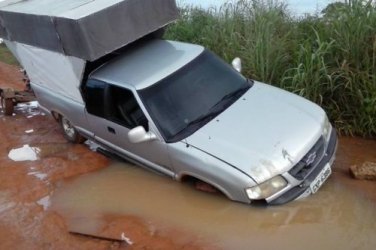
top-left (246, 175), bottom-right (288, 200)
top-left (322, 116), bottom-right (332, 141)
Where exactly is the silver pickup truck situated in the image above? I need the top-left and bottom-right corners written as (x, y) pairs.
top-left (33, 39), bottom-right (337, 205)
top-left (1, 0), bottom-right (336, 205)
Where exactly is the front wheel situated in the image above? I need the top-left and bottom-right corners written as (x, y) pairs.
top-left (60, 116), bottom-right (86, 143)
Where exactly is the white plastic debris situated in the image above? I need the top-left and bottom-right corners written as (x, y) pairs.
top-left (121, 232), bottom-right (134, 245)
top-left (27, 172), bottom-right (48, 181)
top-left (8, 145), bottom-right (40, 161)
top-left (37, 195), bottom-right (51, 211)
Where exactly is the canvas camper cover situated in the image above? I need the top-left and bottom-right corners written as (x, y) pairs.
top-left (0, 0), bottom-right (178, 61)
top-left (0, 0), bottom-right (178, 103)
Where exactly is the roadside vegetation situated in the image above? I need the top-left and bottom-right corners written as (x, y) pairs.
top-left (0, 43), bottom-right (19, 65)
top-left (166, 0), bottom-right (376, 138)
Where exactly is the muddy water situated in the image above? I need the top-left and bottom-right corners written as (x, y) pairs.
top-left (51, 160), bottom-right (376, 250)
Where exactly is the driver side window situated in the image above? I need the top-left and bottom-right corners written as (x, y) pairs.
top-left (107, 85), bottom-right (149, 131)
top-left (85, 79), bottom-right (148, 130)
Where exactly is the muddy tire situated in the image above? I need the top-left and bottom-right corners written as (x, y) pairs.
top-left (195, 180), bottom-right (219, 194)
top-left (60, 116), bottom-right (86, 144)
top-left (1, 97), bottom-right (14, 116)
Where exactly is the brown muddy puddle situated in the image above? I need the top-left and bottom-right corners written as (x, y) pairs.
top-left (50, 161), bottom-right (376, 250)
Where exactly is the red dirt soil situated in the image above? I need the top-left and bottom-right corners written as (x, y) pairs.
top-left (333, 137), bottom-right (376, 202)
top-left (0, 62), bottom-right (23, 90)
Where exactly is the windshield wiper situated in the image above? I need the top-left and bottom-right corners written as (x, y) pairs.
top-left (171, 108), bottom-right (222, 141)
top-left (170, 82), bottom-right (251, 142)
top-left (180, 85), bottom-right (250, 131)
top-left (186, 109), bottom-right (222, 128)
top-left (219, 84), bottom-right (250, 104)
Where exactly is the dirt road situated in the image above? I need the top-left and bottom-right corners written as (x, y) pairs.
top-left (0, 63), bottom-right (375, 249)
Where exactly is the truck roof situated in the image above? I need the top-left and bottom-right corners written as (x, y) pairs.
top-left (90, 39), bottom-right (204, 90)
top-left (0, 0), bottom-right (178, 61)
top-left (0, 0), bottom-right (126, 18)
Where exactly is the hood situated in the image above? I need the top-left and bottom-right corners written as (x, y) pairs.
top-left (185, 82), bottom-right (326, 184)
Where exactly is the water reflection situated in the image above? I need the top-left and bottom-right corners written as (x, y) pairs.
top-left (51, 162), bottom-right (376, 250)
top-left (11, 101), bottom-right (42, 118)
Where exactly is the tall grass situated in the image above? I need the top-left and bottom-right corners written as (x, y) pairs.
top-left (166, 0), bottom-right (376, 137)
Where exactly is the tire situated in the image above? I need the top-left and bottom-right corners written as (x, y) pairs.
top-left (195, 180), bottom-right (219, 194)
top-left (60, 116), bottom-right (86, 144)
top-left (1, 98), bottom-right (14, 116)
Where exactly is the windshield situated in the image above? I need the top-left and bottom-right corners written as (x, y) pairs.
top-left (139, 50), bottom-right (252, 143)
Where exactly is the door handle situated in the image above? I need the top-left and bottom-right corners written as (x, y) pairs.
top-left (107, 126), bottom-right (116, 134)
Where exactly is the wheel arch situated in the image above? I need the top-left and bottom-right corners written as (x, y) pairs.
top-left (178, 172), bottom-right (235, 200)
top-left (50, 110), bottom-right (61, 122)
top-left (58, 112), bottom-right (86, 143)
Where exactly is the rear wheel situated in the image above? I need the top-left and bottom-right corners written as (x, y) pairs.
top-left (1, 97), bottom-right (14, 116)
top-left (60, 116), bottom-right (86, 143)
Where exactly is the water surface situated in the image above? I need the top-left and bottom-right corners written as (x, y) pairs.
top-left (51, 161), bottom-right (376, 249)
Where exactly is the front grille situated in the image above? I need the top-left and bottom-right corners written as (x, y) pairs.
top-left (269, 131), bottom-right (337, 205)
top-left (288, 137), bottom-right (326, 180)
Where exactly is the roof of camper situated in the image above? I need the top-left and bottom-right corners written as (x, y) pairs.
top-left (90, 40), bottom-right (204, 90)
top-left (0, 0), bottom-right (128, 19)
top-left (0, 0), bottom-right (179, 61)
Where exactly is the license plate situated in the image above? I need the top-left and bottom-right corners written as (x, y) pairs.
top-left (310, 164), bottom-right (332, 194)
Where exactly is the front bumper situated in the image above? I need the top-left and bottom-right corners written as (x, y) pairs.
top-left (268, 129), bottom-right (338, 205)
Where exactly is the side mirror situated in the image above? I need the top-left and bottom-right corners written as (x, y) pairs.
top-left (232, 57), bottom-right (242, 73)
top-left (128, 126), bottom-right (157, 143)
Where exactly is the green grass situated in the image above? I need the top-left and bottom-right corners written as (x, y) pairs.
top-left (0, 43), bottom-right (19, 66)
top-left (166, 0), bottom-right (376, 138)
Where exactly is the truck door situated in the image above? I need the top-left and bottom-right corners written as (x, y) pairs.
top-left (84, 79), bottom-right (174, 176)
